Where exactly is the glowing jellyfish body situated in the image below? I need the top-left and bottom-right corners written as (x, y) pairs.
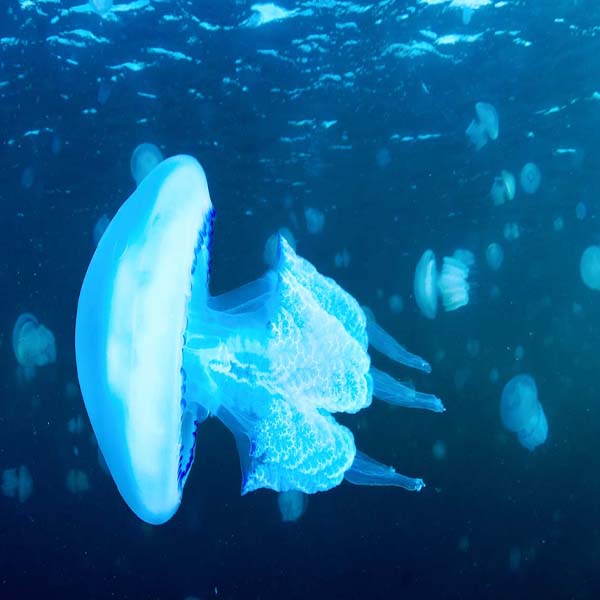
top-left (580, 246), bottom-right (600, 290)
top-left (466, 102), bottom-right (499, 150)
top-left (2, 466), bottom-right (33, 502)
top-left (89, 0), bottom-right (113, 16)
top-left (66, 469), bottom-right (90, 494)
top-left (12, 313), bottom-right (56, 381)
top-left (278, 489), bottom-right (307, 522)
top-left (520, 162), bottom-right (541, 194)
top-left (414, 249), bottom-right (471, 319)
top-left (486, 243), bottom-right (504, 271)
top-left (500, 374), bottom-right (547, 451)
top-left (130, 143), bottom-right (164, 186)
top-left (304, 207), bottom-right (325, 235)
top-left (75, 155), bottom-right (442, 525)
top-left (490, 170), bottom-right (515, 206)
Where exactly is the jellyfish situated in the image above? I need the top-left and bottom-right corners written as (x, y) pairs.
top-left (278, 489), bottom-right (307, 522)
top-left (500, 374), bottom-right (547, 451)
top-left (12, 313), bottom-right (56, 381)
top-left (466, 102), bottom-right (499, 150)
top-left (490, 170), bottom-right (515, 206)
top-left (66, 469), bottom-right (90, 494)
top-left (304, 207), bottom-right (325, 235)
top-left (2, 465), bottom-right (33, 502)
top-left (520, 162), bottom-right (541, 194)
top-left (75, 155), bottom-right (443, 525)
top-left (130, 143), bottom-right (164, 186)
top-left (486, 242), bottom-right (504, 271)
top-left (89, 0), bottom-right (113, 16)
top-left (413, 249), bottom-right (472, 319)
top-left (580, 245), bottom-right (600, 290)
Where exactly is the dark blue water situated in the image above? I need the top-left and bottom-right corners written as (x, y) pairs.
top-left (2, 0), bottom-right (600, 598)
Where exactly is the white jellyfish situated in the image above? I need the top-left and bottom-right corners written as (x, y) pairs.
top-left (263, 227), bottom-right (296, 267)
top-left (304, 207), bottom-right (325, 235)
top-left (93, 214), bottom-right (110, 246)
top-left (130, 143), bottom-right (164, 186)
top-left (277, 489), bottom-right (308, 522)
top-left (2, 465), bottom-right (33, 502)
top-left (414, 249), bottom-right (472, 319)
top-left (486, 242), bottom-right (504, 271)
top-left (580, 245), bottom-right (600, 290)
top-left (12, 313), bottom-right (56, 382)
top-left (466, 102), bottom-right (499, 150)
top-left (89, 0), bottom-right (113, 16)
top-left (490, 170), bottom-right (516, 206)
top-left (520, 162), bottom-right (541, 194)
top-left (66, 469), bottom-right (90, 494)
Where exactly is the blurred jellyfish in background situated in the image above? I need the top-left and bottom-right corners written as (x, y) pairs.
top-left (12, 313), bottom-right (56, 382)
top-left (432, 440), bottom-right (447, 461)
top-left (490, 170), bottom-right (516, 206)
top-left (414, 249), bottom-right (472, 319)
top-left (66, 469), bottom-right (90, 494)
top-left (130, 143), bottom-right (164, 186)
top-left (67, 415), bottom-right (85, 435)
top-left (486, 242), bottom-right (504, 271)
top-left (334, 248), bottom-right (351, 269)
top-left (75, 156), bottom-right (441, 525)
top-left (89, 0), bottom-right (113, 16)
top-left (500, 374), bottom-right (548, 451)
top-left (388, 293), bottom-right (403, 314)
top-left (466, 102), bottom-right (499, 150)
top-left (278, 489), bottom-right (308, 523)
top-left (503, 222), bottom-right (520, 242)
top-left (579, 246), bottom-right (600, 290)
top-left (2, 466), bottom-right (33, 503)
top-left (520, 162), bottom-right (541, 194)
top-left (575, 201), bottom-right (587, 221)
top-left (93, 214), bottom-right (110, 246)
top-left (304, 207), bottom-right (325, 235)
top-left (263, 227), bottom-right (296, 267)
top-left (97, 80), bottom-right (112, 105)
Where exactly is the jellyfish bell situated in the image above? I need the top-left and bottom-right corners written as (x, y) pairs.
top-left (580, 245), bottom-right (600, 291)
top-left (466, 102), bottom-right (498, 150)
top-left (491, 170), bottom-right (516, 206)
top-left (130, 143), bottom-right (164, 186)
top-left (89, 0), bottom-right (113, 16)
top-left (414, 249), bottom-right (438, 319)
top-left (76, 155), bottom-right (442, 525)
top-left (2, 465), bottom-right (33, 502)
top-left (12, 313), bottom-right (56, 381)
top-left (520, 162), bottom-right (541, 194)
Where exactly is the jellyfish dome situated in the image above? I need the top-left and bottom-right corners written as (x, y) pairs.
top-left (486, 243), bottom-right (504, 271)
top-left (414, 249), bottom-right (472, 319)
top-left (466, 102), bottom-right (499, 150)
top-left (75, 155), bottom-right (443, 525)
top-left (520, 162), bottom-right (541, 194)
top-left (90, 0), bottom-right (113, 16)
top-left (2, 465), bottom-right (33, 502)
top-left (130, 143), bottom-right (164, 186)
top-left (580, 245), bottom-right (600, 290)
top-left (12, 313), bottom-right (56, 381)
top-left (500, 374), bottom-right (548, 451)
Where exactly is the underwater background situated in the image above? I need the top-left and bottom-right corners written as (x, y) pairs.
top-left (2, 0), bottom-right (600, 598)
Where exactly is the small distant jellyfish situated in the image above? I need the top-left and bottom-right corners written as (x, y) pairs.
top-left (97, 80), bottom-right (112, 105)
top-left (413, 249), bottom-right (472, 319)
top-left (12, 313), bottom-right (56, 381)
top-left (432, 440), bottom-right (446, 461)
top-left (490, 170), bottom-right (516, 206)
top-left (514, 345), bottom-right (525, 361)
top-left (304, 207), bottom-right (325, 235)
top-left (466, 338), bottom-right (480, 358)
top-left (93, 214), bottom-right (110, 246)
top-left (580, 246), bottom-right (600, 290)
top-left (466, 102), bottom-right (499, 151)
top-left (575, 202), bottom-right (587, 221)
top-left (67, 414), bottom-right (85, 435)
top-left (334, 248), bottom-right (351, 269)
top-left (486, 243), bottom-right (504, 271)
top-left (66, 469), bottom-right (90, 494)
top-left (277, 489), bottom-right (308, 522)
top-left (388, 294), bottom-right (403, 314)
top-left (75, 156), bottom-right (443, 525)
top-left (503, 222), bottom-right (520, 242)
top-left (130, 143), bottom-right (164, 186)
top-left (2, 466), bottom-right (33, 503)
top-left (553, 216), bottom-right (564, 232)
top-left (500, 374), bottom-right (548, 451)
top-left (89, 0), bottom-right (113, 16)
top-left (520, 163), bottom-right (541, 194)
top-left (263, 227), bottom-right (296, 267)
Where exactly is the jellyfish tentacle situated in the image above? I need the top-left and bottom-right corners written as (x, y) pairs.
top-left (370, 368), bottom-right (444, 413)
top-left (344, 451), bottom-right (425, 492)
top-left (365, 315), bottom-right (431, 373)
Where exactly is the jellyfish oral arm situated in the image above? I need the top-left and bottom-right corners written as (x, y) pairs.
top-left (345, 451), bottom-right (425, 492)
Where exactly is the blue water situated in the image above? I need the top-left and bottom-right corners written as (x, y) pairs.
top-left (2, 0), bottom-right (600, 598)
